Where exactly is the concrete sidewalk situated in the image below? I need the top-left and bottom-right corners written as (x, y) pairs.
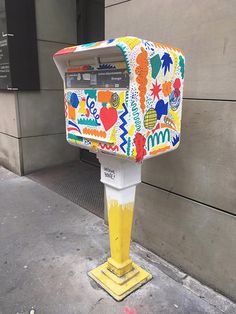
top-left (0, 166), bottom-right (235, 314)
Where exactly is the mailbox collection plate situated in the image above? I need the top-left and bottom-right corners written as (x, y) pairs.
top-left (54, 36), bottom-right (185, 162)
top-left (65, 69), bottom-right (129, 90)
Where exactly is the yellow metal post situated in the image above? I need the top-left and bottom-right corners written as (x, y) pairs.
top-left (88, 155), bottom-right (152, 301)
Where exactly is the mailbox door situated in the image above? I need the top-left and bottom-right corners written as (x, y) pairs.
top-left (64, 63), bottom-right (129, 147)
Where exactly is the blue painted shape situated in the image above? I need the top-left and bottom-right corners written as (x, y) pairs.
top-left (68, 120), bottom-right (81, 133)
top-left (107, 38), bottom-right (115, 44)
top-left (169, 91), bottom-right (180, 111)
top-left (70, 93), bottom-right (79, 108)
top-left (155, 100), bottom-right (168, 120)
top-left (172, 134), bottom-right (180, 146)
top-left (161, 53), bottom-right (173, 75)
top-left (98, 64), bottom-right (116, 70)
top-left (119, 103), bottom-right (128, 153)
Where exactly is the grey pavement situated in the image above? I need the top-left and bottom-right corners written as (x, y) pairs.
top-left (0, 166), bottom-right (235, 314)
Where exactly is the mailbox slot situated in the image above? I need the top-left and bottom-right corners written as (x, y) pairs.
top-left (65, 68), bottom-right (129, 90)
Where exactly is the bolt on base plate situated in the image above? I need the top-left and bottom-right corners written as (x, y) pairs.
top-left (88, 262), bottom-right (152, 301)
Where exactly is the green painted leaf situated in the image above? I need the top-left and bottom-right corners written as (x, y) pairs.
top-left (150, 54), bottom-right (161, 79)
top-left (85, 90), bottom-right (96, 99)
top-left (179, 55), bottom-right (185, 79)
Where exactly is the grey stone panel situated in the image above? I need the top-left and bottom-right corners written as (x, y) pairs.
top-left (18, 90), bottom-right (66, 137)
top-left (133, 182), bottom-right (236, 301)
top-left (37, 41), bottom-right (66, 90)
top-left (21, 133), bottom-right (79, 174)
top-left (105, 0), bottom-right (236, 100)
top-left (142, 99), bottom-right (236, 215)
top-left (0, 92), bottom-right (19, 137)
top-left (35, 0), bottom-right (77, 44)
top-left (0, 133), bottom-right (22, 175)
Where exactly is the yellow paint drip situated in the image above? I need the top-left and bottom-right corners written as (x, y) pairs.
top-left (88, 197), bottom-right (152, 300)
top-left (107, 200), bottom-right (134, 272)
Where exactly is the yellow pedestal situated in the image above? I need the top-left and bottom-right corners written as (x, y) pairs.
top-left (89, 155), bottom-right (152, 301)
top-left (88, 262), bottom-right (152, 301)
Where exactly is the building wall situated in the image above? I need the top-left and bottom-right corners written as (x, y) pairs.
top-left (105, 0), bottom-right (236, 301)
top-left (0, 0), bottom-right (79, 175)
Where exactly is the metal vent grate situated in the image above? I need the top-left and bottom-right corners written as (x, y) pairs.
top-left (28, 161), bottom-right (104, 218)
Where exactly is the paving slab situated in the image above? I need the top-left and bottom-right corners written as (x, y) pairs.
top-left (0, 166), bottom-right (235, 314)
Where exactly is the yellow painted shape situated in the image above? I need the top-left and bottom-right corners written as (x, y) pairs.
top-left (132, 147), bottom-right (137, 158)
top-left (169, 50), bottom-right (179, 80)
top-left (115, 62), bottom-right (127, 69)
top-left (170, 109), bottom-right (181, 132)
top-left (116, 91), bottom-right (125, 110)
top-left (128, 124), bottom-right (135, 136)
top-left (90, 140), bottom-right (99, 150)
top-left (88, 262), bottom-right (152, 301)
top-left (78, 99), bottom-right (86, 114)
top-left (109, 127), bottom-right (116, 143)
top-left (150, 143), bottom-right (168, 152)
top-left (116, 37), bottom-right (142, 50)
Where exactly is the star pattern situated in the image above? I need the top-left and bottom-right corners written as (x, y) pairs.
top-left (150, 80), bottom-right (161, 100)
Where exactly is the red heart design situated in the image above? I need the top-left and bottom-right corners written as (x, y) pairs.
top-left (100, 107), bottom-right (118, 131)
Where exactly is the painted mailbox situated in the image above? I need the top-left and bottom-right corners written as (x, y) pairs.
top-left (53, 36), bottom-right (185, 162)
top-left (54, 36), bottom-right (185, 301)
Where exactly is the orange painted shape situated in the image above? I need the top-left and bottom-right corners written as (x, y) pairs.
top-left (83, 127), bottom-right (106, 138)
top-left (162, 81), bottom-right (172, 97)
top-left (68, 105), bottom-right (76, 120)
top-left (97, 91), bottom-right (113, 103)
top-left (150, 145), bottom-right (170, 155)
top-left (54, 46), bottom-right (76, 57)
top-left (160, 122), bottom-right (176, 131)
top-left (135, 47), bottom-right (148, 113)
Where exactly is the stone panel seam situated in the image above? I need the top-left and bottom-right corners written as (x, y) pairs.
top-left (37, 38), bottom-right (76, 46)
top-left (38, 88), bottom-right (63, 91)
top-left (20, 132), bottom-right (66, 139)
top-left (184, 97), bottom-right (236, 102)
top-left (15, 92), bottom-right (24, 175)
top-left (132, 242), bottom-right (236, 308)
top-left (0, 131), bottom-right (66, 139)
top-left (142, 180), bottom-right (236, 218)
top-left (0, 131), bottom-right (20, 139)
top-left (105, 0), bottom-right (131, 8)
